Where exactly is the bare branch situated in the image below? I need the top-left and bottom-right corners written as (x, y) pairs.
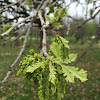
top-left (0, 27), bottom-right (27, 45)
top-left (0, 32), bottom-right (24, 45)
top-left (0, 0), bottom-right (46, 39)
top-left (0, 24), bottom-right (39, 45)
top-left (0, 1), bottom-right (21, 13)
top-left (70, 9), bottom-right (100, 39)
top-left (0, 24), bottom-right (31, 84)
top-left (0, 14), bottom-right (37, 38)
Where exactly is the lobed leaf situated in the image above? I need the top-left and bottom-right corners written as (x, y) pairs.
top-left (53, 22), bottom-right (64, 29)
top-left (49, 61), bottom-right (56, 85)
top-left (59, 8), bottom-right (68, 18)
top-left (64, 54), bottom-right (77, 64)
top-left (52, 57), bottom-right (62, 64)
top-left (26, 61), bottom-right (47, 73)
top-left (50, 42), bottom-right (62, 57)
top-left (50, 17), bottom-right (58, 23)
top-left (54, 9), bottom-right (59, 18)
top-left (61, 65), bottom-right (88, 83)
top-left (45, 15), bottom-right (51, 22)
top-left (60, 37), bottom-right (69, 49)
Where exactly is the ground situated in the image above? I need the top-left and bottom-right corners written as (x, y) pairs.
top-left (0, 42), bottom-right (100, 100)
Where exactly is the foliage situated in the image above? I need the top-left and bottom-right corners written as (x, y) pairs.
top-left (17, 7), bottom-right (87, 100)
top-left (19, 36), bottom-right (25, 42)
top-left (17, 36), bottom-right (87, 100)
top-left (45, 7), bottom-right (68, 29)
top-left (48, 4), bottom-right (54, 13)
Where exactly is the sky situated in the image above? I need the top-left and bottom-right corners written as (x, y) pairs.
top-left (65, 0), bottom-right (100, 21)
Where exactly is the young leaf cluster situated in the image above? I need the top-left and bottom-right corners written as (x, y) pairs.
top-left (17, 36), bottom-right (87, 100)
top-left (45, 7), bottom-right (68, 29)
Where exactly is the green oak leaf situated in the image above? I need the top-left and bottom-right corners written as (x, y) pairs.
top-left (45, 15), bottom-right (51, 22)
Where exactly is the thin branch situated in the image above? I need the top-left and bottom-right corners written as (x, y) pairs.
top-left (67, 15), bottom-right (82, 21)
top-left (0, 14), bottom-right (37, 38)
top-left (0, 24), bottom-right (31, 84)
top-left (73, 8), bottom-right (100, 64)
top-left (0, 28), bottom-right (27, 45)
top-left (0, 32), bottom-right (23, 45)
top-left (40, 0), bottom-right (50, 10)
top-left (70, 9), bottom-right (100, 40)
top-left (15, 0), bottom-right (24, 12)
top-left (0, 24), bottom-right (39, 45)
top-left (0, 1), bottom-right (21, 13)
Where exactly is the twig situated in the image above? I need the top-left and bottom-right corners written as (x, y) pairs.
top-left (73, 7), bottom-right (100, 64)
top-left (67, 15), bottom-right (82, 21)
top-left (15, 0), bottom-right (24, 12)
top-left (0, 24), bottom-right (31, 84)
